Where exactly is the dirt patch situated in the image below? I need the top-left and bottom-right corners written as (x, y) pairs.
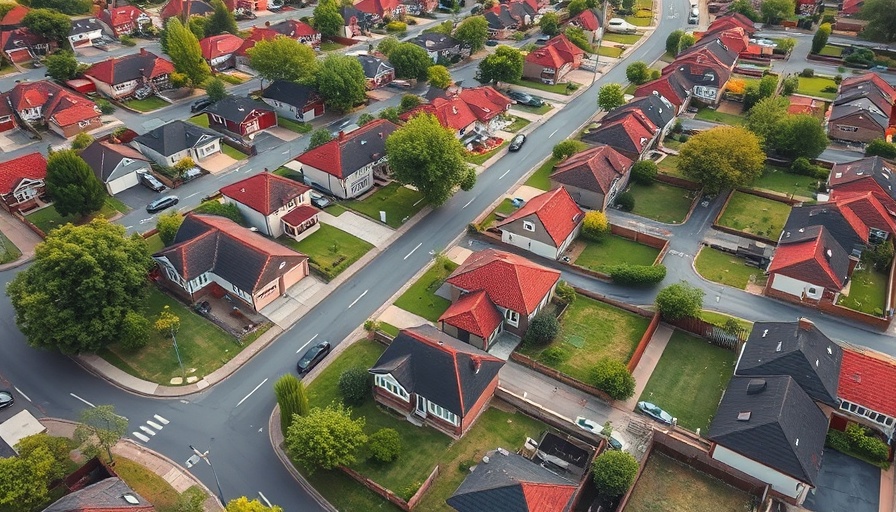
top-left (715, 100), bottom-right (745, 116)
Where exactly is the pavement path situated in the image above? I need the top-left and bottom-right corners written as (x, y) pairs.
top-left (624, 324), bottom-right (673, 412)
top-left (378, 305), bottom-right (431, 329)
top-left (0, 208), bottom-right (41, 271)
top-left (318, 211), bottom-right (394, 248)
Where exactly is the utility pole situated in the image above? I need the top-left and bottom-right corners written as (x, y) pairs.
top-left (186, 440), bottom-right (225, 506)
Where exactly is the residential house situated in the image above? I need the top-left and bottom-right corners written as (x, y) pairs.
top-left (458, 85), bottom-right (512, 135)
top-left (160, 0), bottom-right (214, 20)
top-left (485, 1), bottom-right (535, 39)
top-left (522, 34), bottom-right (584, 85)
top-left (495, 187), bottom-right (584, 260)
top-left (603, 93), bottom-right (676, 141)
top-left (261, 80), bottom-right (325, 122)
top-left (340, 6), bottom-right (371, 37)
top-left (1, 27), bottom-right (52, 66)
top-left (549, 143), bottom-right (634, 211)
top-left (132, 120), bottom-right (223, 167)
top-left (663, 41), bottom-right (737, 105)
top-left (400, 95), bottom-right (478, 141)
top-left (827, 73), bottom-right (896, 144)
top-left (219, 172), bottom-right (318, 239)
top-left (266, 19), bottom-right (320, 47)
top-left (409, 33), bottom-right (467, 63)
top-left (444, 249), bottom-right (561, 340)
top-left (80, 139), bottom-right (151, 195)
top-left (357, 54), bottom-right (395, 89)
top-left (0, 152), bottom-right (46, 213)
top-left (699, 26), bottom-right (750, 55)
top-left (199, 34), bottom-right (244, 71)
top-left (0, 5), bottom-right (28, 29)
top-left (153, 214), bottom-right (309, 312)
top-left (446, 450), bottom-right (577, 512)
top-left (7, 80), bottom-right (103, 138)
top-left (788, 95), bottom-right (822, 117)
top-left (765, 225), bottom-right (852, 305)
top-left (633, 69), bottom-right (692, 113)
top-left (830, 191), bottom-right (896, 240)
top-left (369, 324), bottom-right (504, 438)
top-left (402, 0), bottom-right (438, 15)
top-left (295, 118), bottom-right (398, 199)
top-left (43, 477), bottom-right (154, 512)
top-left (839, 0), bottom-right (862, 14)
top-left (708, 375), bottom-right (827, 504)
top-left (0, 93), bottom-right (15, 133)
top-left (100, 5), bottom-right (150, 37)
top-left (68, 18), bottom-right (105, 51)
top-left (568, 8), bottom-right (603, 43)
top-left (836, 345), bottom-right (896, 439)
top-left (827, 156), bottom-right (896, 216)
top-left (438, 290), bottom-right (504, 351)
top-left (83, 48), bottom-right (174, 100)
top-left (580, 110), bottom-right (659, 160)
top-left (705, 12), bottom-right (756, 36)
top-left (355, 0), bottom-right (404, 21)
top-left (204, 96), bottom-right (277, 139)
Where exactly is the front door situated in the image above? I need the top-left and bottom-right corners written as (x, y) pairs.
top-left (415, 395), bottom-right (427, 417)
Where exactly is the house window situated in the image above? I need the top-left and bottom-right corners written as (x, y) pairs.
top-left (870, 228), bottom-right (889, 244)
top-left (78, 120), bottom-right (91, 128)
top-left (505, 309), bottom-right (519, 327)
top-left (522, 220), bottom-right (535, 232)
top-left (375, 375), bottom-right (409, 401)
top-left (427, 401), bottom-right (459, 425)
top-left (838, 125), bottom-right (859, 132)
top-left (257, 284), bottom-right (278, 300)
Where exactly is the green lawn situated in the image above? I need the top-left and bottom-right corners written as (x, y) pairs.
top-left (510, 78), bottom-right (575, 95)
top-left (220, 144), bottom-right (246, 160)
top-left (837, 266), bottom-right (888, 316)
top-left (628, 182), bottom-right (694, 224)
top-left (717, 191), bottom-right (790, 240)
top-left (504, 115), bottom-right (531, 132)
top-left (480, 198), bottom-right (518, 229)
top-left (602, 33), bottom-right (642, 44)
top-left (625, 10), bottom-right (653, 26)
top-left (115, 457), bottom-right (195, 512)
top-left (326, 204), bottom-right (347, 216)
top-left (819, 45), bottom-right (843, 57)
top-left (574, 235), bottom-right (660, 271)
top-left (144, 232), bottom-right (164, 254)
top-left (273, 166), bottom-right (303, 182)
top-left (393, 258), bottom-right (458, 321)
top-left (345, 182), bottom-right (426, 228)
top-left (511, 103), bottom-right (553, 115)
top-left (26, 198), bottom-right (129, 234)
top-left (0, 230), bottom-right (22, 264)
top-left (279, 223), bottom-right (373, 281)
top-left (319, 40), bottom-right (346, 51)
top-left (378, 321), bottom-right (400, 338)
top-left (597, 45), bottom-right (625, 58)
top-left (277, 116), bottom-right (313, 134)
top-left (466, 141), bottom-right (509, 165)
top-left (638, 330), bottom-right (736, 431)
top-left (657, 154), bottom-right (685, 178)
top-left (519, 294), bottom-right (650, 382)
top-left (188, 114), bottom-right (210, 127)
top-left (700, 310), bottom-right (753, 334)
top-left (750, 165), bottom-right (821, 199)
top-left (217, 73), bottom-right (245, 85)
top-left (695, 247), bottom-right (766, 290)
top-left (797, 76), bottom-right (839, 100)
top-left (661, 136), bottom-right (683, 151)
top-left (124, 96), bottom-right (169, 112)
top-left (525, 157), bottom-right (558, 191)
top-left (99, 287), bottom-right (245, 384)
top-left (694, 107), bottom-right (746, 126)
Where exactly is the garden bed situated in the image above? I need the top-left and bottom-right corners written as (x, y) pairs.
top-left (694, 247), bottom-right (766, 290)
top-left (279, 224), bottom-right (373, 281)
top-left (393, 258), bottom-right (459, 321)
top-left (345, 182), bottom-right (426, 228)
top-left (573, 235), bottom-right (660, 271)
top-left (627, 182), bottom-right (695, 224)
top-left (716, 191), bottom-right (790, 241)
top-left (465, 140), bottom-right (508, 165)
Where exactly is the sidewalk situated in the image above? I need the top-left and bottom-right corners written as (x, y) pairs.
top-left (0, 207), bottom-right (42, 271)
top-left (623, 324), bottom-right (673, 411)
top-left (378, 305), bottom-right (431, 329)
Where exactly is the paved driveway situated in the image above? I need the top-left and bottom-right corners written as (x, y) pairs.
top-left (803, 450), bottom-right (879, 512)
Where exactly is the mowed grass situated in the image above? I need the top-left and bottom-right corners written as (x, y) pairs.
top-left (626, 452), bottom-right (754, 512)
top-left (837, 266), bottom-right (889, 315)
top-left (602, 33), bottom-right (642, 44)
top-left (26, 198), bottom-right (130, 234)
top-left (144, 232), bottom-right (164, 253)
top-left (480, 198), bottom-right (518, 229)
top-left (695, 247), bottom-right (764, 290)
top-left (510, 78), bottom-right (574, 95)
top-left (394, 259), bottom-right (459, 322)
top-left (124, 96), bottom-right (169, 112)
top-left (597, 45), bottom-right (625, 58)
top-left (0, 230), bottom-right (21, 264)
top-left (188, 114), bottom-right (210, 127)
top-left (797, 76), bottom-right (839, 99)
top-left (574, 235), bottom-right (660, 271)
top-left (628, 182), bottom-right (695, 224)
top-left (277, 116), bottom-right (313, 134)
top-left (504, 115), bottom-right (531, 132)
top-left (345, 182), bottom-right (426, 228)
top-left (114, 457), bottom-right (188, 512)
top-left (525, 156), bottom-right (559, 191)
top-left (279, 223), bottom-right (373, 281)
top-left (637, 330), bottom-right (736, 432)
top-left (700, 310), bottom-right (753, 334)
top-left (819, 44), bottom-right (843, 57)
top-left (511, 102), bottom-right (553, 115)
top-left (657, 154), bottom-right (686, 178)
top-left (750, 165), bottom-right (822, 199)
top-left (717, 191), bottom-right (791, 240)
top-left (694, 107), bottom-right (746, 126)
top-left (220, 143), bottom-right (246, 160)
top-left (519, 294), bottom-right (649, 382)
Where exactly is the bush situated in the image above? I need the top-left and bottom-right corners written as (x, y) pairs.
top-left (119, 311), bottom-right (150, 350)
top-left (862, 239), bottom-right (894, 272)
top-left (96, 99), bottom-right (115, 115)
top-left (555, 280), bottom-right (576, 304)
top-left (866, 139), bottom-right (896, 159)
top-left (193, 200), bottom-right (244, 224)
top-left (608, 264), bottom-right (667, 285)
top-left (671, 119), bottom-right (683, 134)
top-left (789, 157), bottom-right (828, 179)
top-left (590, 359), bottom-right (635, 401)
top-left (368, 428), bottom-right (402, 463)
top-left (524, 311), bottom-right (560, 347)
top-left (834, 423), bottom-right (891, 464)
top-left (655, 282), bottom-right (703, 320)
top-left (552, 140), bottom-right (586, 160)
top-left (678, 134), bottom-right (689, 143)
top-left (630, 160), bottom-right (657, 185)
top-left (119, 35), bottom-right (136, 46)
top-left (338, 366), bottom-right (371, 406)
top-left (615, 192), bottom-right (634, 211)
top-left (800, 68), bottom-right (814, 78)
top-left (541, 346), bottom-right (569, 365)
top-left (274, 374), bottom-right (310, 435)
top-left (592, 450), bottom-right (639, 497)
top-left (782, 75), bottom-right (799, 95)
top-left (386, 21), bottom-right (407, 32)
top-left (582, 210), bottom-right (609, 241)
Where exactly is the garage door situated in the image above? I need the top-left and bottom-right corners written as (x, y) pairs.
top-left (107, 168), bottom-right (142, 195)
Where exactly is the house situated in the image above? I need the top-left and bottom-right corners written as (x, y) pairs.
top-left (1, 27), bottom-right (52, 65)
top-left (684, 33), bottom-right (741, 68)
top-left (788, 95), bottom-right (822, 117)
top-left (160, 0), bottom-right (214, 20)
top-left (0, 93), bottom-right (15, 133)
top-left (100, 5), bottom-right (150, 37)
top-left (399, 95), bottom-right (478, 140)
top-left (827, 156), bottom-right (896, 216)
top-left (199, 34), bottom-right (244, 71)
top-left (357, 54), bottom-right (395, 89)
top-left (765, 225), bottom-right (852, 305)
top-left (132, 120), bottom-right (223, 167)
top-left (495, 187), bottom-right (584, 260)
top-left (438, 290), bottom-right (504, 351)
top-left (402, 0), bottom-right (438, 15)
top-left (522, 34), bottom-right (584, 85)
top-left (7, 80), bottom-right (103, 138)
top-left (549, 143), bottom-right (634, 211)
top-left (0, 5), bottom-right (28, 29)
top-left (266, 19), bottom-right (320, 47)
top-left (446, 449), bottom-right (577, 512)
top-left (219, 172), bottom-right (318, 238)
top-left (581, 110), bottom-right (659, 160)
top-left (568, 8), bottom-right (603, 43)
top-left (261, 80), bottom-right (325, 122)
top-left (830, 191), bottom-right (896, 240)
top-left (80, 140), bottom-right (151, 195)
top-left (444, 249), bottom-right (561, 340)
top-left (836, 345), bottom-right (896, 439)
top-left (699, 26), bottom-right (750, 55)
top-left (68, 18), bottom-right (105, 50)
top-left (827, 73), bottom-right (896, 144)
top-left (409, 33), bottom-right (467, 63)
top-left (153, 214), bottom-right (309, 312)
top-left (633, 69), bottom-right (692, 113)
top-left (603, 93), bottom-right (676, 140)
top-left (705, 12), bottom-right (756, 36)
top-left (295, 119), bottom-right (399, 199)
top-left (43, 477), bottom-right (154, 512)
top-left (355, 0), bottom-right (404, 21)
top-left (204, 96), bottom-right (277, 139)
top-left (840, 0), bottom-right (863, 14)
top-left (781, 202), bottom-right (869, 254)
top-left (708, 375), bottom-right (826, 504)
top-left (736, 318), bottom-right (843, 407)
top-left (369, 325), bottom-right (504, 438)
top-left (83, 48), bottom-right (174, 100)
top-left (458, 86), bottom-right (512, 135)
top-left (663, 43), bottom-right (736, 105)
top-left (341, 6), bottom-right (371, 37)
top-left (485, 1), bottom-right (535, 39)
top-left (0, 152), bottom-right (46, 213)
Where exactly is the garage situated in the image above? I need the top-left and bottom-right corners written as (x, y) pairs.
top-left (79, 139), bottom-right (151, 196)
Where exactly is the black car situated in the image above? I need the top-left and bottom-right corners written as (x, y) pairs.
top-left (190, 98), bottom-right (213, 113)
top-left (506, 90), bottom-right (544, 107)
top-left (0, 390), bottom-right (13, 410)
top-left (508, 133), bottom-right (527, 151)
top-left (297, 341), bottom-right (331, 374)
top-left (485, 39), bottom-right (499, 46)
top-left (146, 195), bottom-right (179, 213)
top-left (310, 191), bottom-right (331, 209)
top-left (139, 172), bottom-right (166, 192)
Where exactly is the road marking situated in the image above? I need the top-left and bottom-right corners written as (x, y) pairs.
top-left (14, 387), bottom-right (31, 402)
top-left (296, 334), bottom-right (318, 354)
top-left (499, 169), bottom-right (511, 179)
top-left (154, 414), bottom-right (170, 425)
top-left (549, 128), bottom-right (559, 138)
top-left (236, 378), bottom-right (269, 408)
top-left (70, 393), bottom-right (95, 408)
top-left (185, 192), bottom-right (198, 199)
top-left (404, 242), bottom-right (422, 260)
top-left (139, 217), bottom-right (154, 224)
top-left (243, 167), bottom-right (253, 173)
top-left (125, 225), bottom-right (134, 230)
top-left (147, 420), bottom-right (164, 430)
top-left (132, 432), bottom-right (150, 443)
top-left (462, 197), bottom-right (475, 209)
top-left (282, 149), bottom-right (289, 155)
top-left (140, 425), bottom-right (156, 436)
top-left (258, 492), bottom-right (273, 508)
top-left (348, 290), bottom-right (368, 308)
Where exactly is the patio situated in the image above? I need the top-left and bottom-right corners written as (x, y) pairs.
top-left (193, 290), bottom-right (267, 337)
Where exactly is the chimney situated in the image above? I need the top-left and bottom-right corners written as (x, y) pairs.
top-left (140, 47), bottom-right (147, 55)
top-left (265, 21), bottom-right (271, 26)
top-left (471, 356), bottom-right (481, 374)
top-left (338, 130), bottom-right (345, 140)
top-left (746, 378), bottom-right (766, 395)
top-left (797, 317), bottom-right (814, 331)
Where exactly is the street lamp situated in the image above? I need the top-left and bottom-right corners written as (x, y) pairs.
top-left (186, 439), bottom-right (226, 507)
top-left (171, 326), bottom-right (185, 378)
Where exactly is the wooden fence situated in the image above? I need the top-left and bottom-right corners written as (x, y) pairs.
top-left (666, 316), bottom-right (746, 351)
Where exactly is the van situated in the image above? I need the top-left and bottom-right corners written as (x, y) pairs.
top-left (688, 5), bottom-right (699, 23)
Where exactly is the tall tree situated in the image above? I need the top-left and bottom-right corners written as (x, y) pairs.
top-left (386, 113), bottom-right (474, 206)
top-left (7, 218), bottom-right (152, 354)
top-left (45, 150), bottom-right (105, 218)
top-left (274, 374), bottom-right (310, 435)
top-left (677, 126), bottom-right (764, 193)
top-left (539, 12), bottom-right (560, 35)
top-left (655, 282), bottom-right (704, 320)
top-left (45, 50), bottom-right (78, 80)
top-left (811, 23), bottom-right (832, 53)
top-left (30, 0), bottom-right (92, 15)
top-left (226, 497), bottom-right (284, 512)
top-left (0, 441), bottom-right (56, 510)
top-left (729, 0), bottom-right (759, 19)
top-left (206, 77), bottom-right (228, 102)
top-left (376, 36), bottom-right (401, 56)
top-left (314, 0), bottom-right (344, 38)
top-left (568, 0), bottom-right (587, 16)
top-left (23, 9), bottom-right (71, 46)
top-left (74, 405), bottom-right (129, 463)
top-left (187, 15), bottom-right (208, 40)
top-left (770, 114), bottom-right (828, 159)
top-left (454, 15), bottom-right (489, 52)
top-left (285, 403), bottom-right (367, 472)
top-left (760, 0), bottom-right (795, 24)
top-left (592, 451), bottom-right (639, 498)
top-left (248, 35), bottom-right (318, 88)
top-left (389, 42), bottom-right (432, 80)
top-left (316, 54), bottom-right (367, 112)
top-left (665, 30), bottom-right (684, 55)
top-left (427, 64), bottom-right (452, 88)
top-left (16, 434), bottom-right (72, 483)
top-left (165, 17), bottom-right (211, 86)
top-left (625, 61), bottom-right (650, 84)
top-left (157, 211), bottom-right (184, 246)
top-left (859, 0), bottom-right (896, 42)
top-left (677, 33), bottom-right (696, 53)
top-left (745, 95), bottom-right (788, 146)
top-left (597, 83), bottom-right (625, 111)
top-left (206, 0), bottom-right (238, 36)
top-left (477, 45), bottom-right (523, 84)
top-left (307, 128), bottom-right (334, 149)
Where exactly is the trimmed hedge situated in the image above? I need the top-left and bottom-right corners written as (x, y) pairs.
top-left (826, 424), bottom-right (890, 467)
top-left (607, 264), bottom-right (666, 285)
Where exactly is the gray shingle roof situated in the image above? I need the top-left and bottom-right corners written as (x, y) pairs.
top-left (602, 93), bottom-right (675, 131)
top-left (70, 18), bottom-right (103, 36)
top-left (782, 203), bottom-right (866, 258)
top-left (43, 477), bottom-right (153, 511)
top-left (356, 54), bottom-right (393, 79)
top-left (261, 80), bottom-right (319, 108)
top-left (203, 96), bottom-right (274, 124)
top-left (410, 32), bottom-right (461, 51)
top-left (133, 120), bottom-right (221, 157)
top-left (80, 140), bottom-right (149, 184)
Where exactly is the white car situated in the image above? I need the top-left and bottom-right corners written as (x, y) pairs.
top-left (607, 18), bottom-right (638, 34)
top-left (575, 416), bottom-right (630, 451)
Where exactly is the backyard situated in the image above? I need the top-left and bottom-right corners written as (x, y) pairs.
top-left (393, 258), bottom-right (459, 322)
top-left (796, 75), bottom-right (839, 100)
top-left (524, 156), bottom-right (558, 191)
top-left (750, 165), bottom-right (821, 200)
top-left (694, 107), bottom-right (746, 126)
top-left (637, 330), bottom-right (736, 432)
top-left (602, 33), bottom-right (642, 45)
top-left (628, 182), bottom-right (695, 224)
top-left (716, 191), bottom-right (791, 241)
top-left (26, 197), bottom-right (130, 234)
top-left (656, 154), bottom-right (685, 178)
top-left (345, 182), bottom-right (426, 228)
top-left (519, 294), bottom-right (650, 383)
top-left (279, 223), bottom-right (374, 281)
top-left (479, 198), bottom-right (519, 229)
top-left (124, 96), bottom-right (169, 112)
top-left (574, 235), bottom-right (660, 271)
top-left (837, 266), bottom-right (889, 316)
top-left (694, 247), bottom-right (766, 290)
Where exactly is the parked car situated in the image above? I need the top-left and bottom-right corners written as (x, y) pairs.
top-left (485, 39), bottom-right (499, 46)
top-left (182, 167), bottom-right (203, 183)
top-left (508, 133), bottom-right (527, 151)
top-left (190, 98), bottom-right (213, 113)
top-left (297, 341), bottom-right (331, 374)
top-left (637, 401), bottom-right (675, 425)
top-left (535, 35), bottom-right (551, 45)
top-left (139, 172), bottom-right (166, 192)
top-left (194, 301), bottom-right (211, 315)
top-left (607, 18), bottom-right (638, 34)
top-left (389, 79), bottom-right (412, 89)
top-left (146, 195), bottom-right (179, 213)
top-left (310, 191), bottom-right (331, 209)
top-left (0, 390), bottom-right (13, 410)
top-left (506, 90), bottom-right (544, 107)
top-left (471, 4), bottom-right (483, 14)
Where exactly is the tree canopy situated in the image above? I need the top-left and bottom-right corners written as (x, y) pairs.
top-left (308, 128), bottom-right (334, 149)
top-left (729, 0), bottom-right (760, 19)
top-left (285, 403), bottom-right (367, 472)
top-left (206, 0), bottom-right (238, 36)
top-left (811, 23), bottom-right (832, 53)
top-left (655, 282), bottom-right (704, 321)
top-left (30, 0), bottom-right (91, 15)
top-left (597, 83), bottom-right (625, 111)
top-left (590, 359), bottom-right (635, 400)
top-left (165, 17), bottom-right (211, 86)
top-left (248, 35), bottom-right (318, 87)
top-left (45, 150), bottom-right (106, 218)
top-left (316, 54), bottom-right (367, 113)
top-left (206, 77), bottom-right (227, 102)
top-left (0, 438), bottom-right (57, 510)
top-left (427, 64), bottom-right (453, 88)
top-left (745, 95), bottom-right (788, 145)
top-left (625, 61), bottom-right (650, 85)
top-left (539, 12), bottom-right (560, 35)
top-left (454, 15), bottom-right (489, 52)
top-left (665, 29), bottom-right (684, 55)
top-left (389, 42), bottom-right (433, 80)
top-left (226, 498), bottom-right (283, 512)
top-left (592, 451), bottom-right (639, 497)
top-left (866, 139), bottom-right (896, 158)
top-left (860, 0), bottom-right (896, 42)
top-left (23, 9), bottom-right (71, 45)
top-left (45, 50), bottom-right (79, 81)
top-left (377, 36), bottom-right (401, 56)
top-left (677, 126), bottom-right (764, 193)
top-left (157, 211), bottom-right (184, 246)
top-left (760, 0), bottom-right (795, 24)
top-left (74, 405), bottom-right (129, 463)
top-left (477, 45), bottom-right (524, 84)
top-left (314, 0), bottom-right (345, 38)
top-left (770, 114), bottom-right (828, 160)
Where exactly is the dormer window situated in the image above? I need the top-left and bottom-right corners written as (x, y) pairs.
top-left (523, 220), bottom-right (535, 232)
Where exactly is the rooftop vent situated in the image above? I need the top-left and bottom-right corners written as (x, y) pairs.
top-left (762, 329), bottom-right (768, 337)
top-left (776, 341), bottom-right (782, 352)
top-left (497, 447), bottom-right (510, 456)
top-left (122, 494), bottom-right (140, 505)
top-left (827, 346), bottom-right (833, 355)
top-left (816, 359), bottom-right (820, 367)
top-left (360, 139), bottom-right (367, 145)
top-left (795, 438), bottom-right (799, 447)
top-left (737, 411), bottom-right (751, 421)
top-left (746, 379), bottom-right (767, 395)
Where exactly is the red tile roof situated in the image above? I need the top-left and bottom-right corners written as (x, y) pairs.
top-left (199, 34), bottom-right (244, 61)
top-left (840, 72), bottom-right (896, 102)
top-left (768, 227), bottom-right (848, 290)
top-left (520, 482), bottom-right (578, 512)
top-left (496, 187), bottom-right (584, 247)
top-left (700, 27), bottom-right (750, 54)
top-left (0, 5), bottom-right (28, 26)
top-left (526, 34), bottom-right (583, 69)
top-left (8, 80), bottom-right (100, 127)
top-left (401, 96), bottom-right (478, 132)
top-left (706, 12), bottom-right (755, 35)
top-left (634, 73), bottom-right (687, 107)
top-left (832, 191), bottom-right (896, 235)
top-left (584, 110), bottom-right (658, 156)
top-left (85, 50), bottom-right (175, 85)
top-left (355, 0), bottom-right (401, 17)
top-left (458, 86), bottom-right (511, 122)
top-left (220, 172), bottom-right (310, 216)
top-left (0, 152), bottom-right (47, 195)
top-left (787, 96), bottom-right (821, 116)
top-left (840, 0), bottom-right (863, 15)
top-left (447, 249), bottom-right (560, 315)
top-left (550, 144), bottom-right (633, 195)
top-left (281, 204), bottom-right (320, 226)
top-left (295, 118), bottom-right (398, 179)
top-left (839, 347), bottom-right (896, 418)
top-left (273, 19), bottom-right (318, 37)
top-left (106, 5), bottom-right (147, 27)
top-left (439, 289), bottom-right (504, 339)
top-left (570, 8), bottom-right (600, 31)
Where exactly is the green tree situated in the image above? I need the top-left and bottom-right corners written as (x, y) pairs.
top-left (811, 23), bottom-right (832, 53)
top-left (524, 311), bottom-right (560, 346)
top-left (379, 107), bottom-right (400, 123)
top-left (776, 37), bottom-right (796, 53)
top-left (760, 0), bottom-right (795, 24)
top-left (386, 113), bottom-right (472, 206)
top-left (590, 359), bottom-right (636, 400)
top-left (71, 132), bottom-right (93, 151)
top-left (630, 160), bottom-right (657, 185)
top-left (860, 0), bottom-right (896, 42)
top-left (45, 150), bottom-right (105, 218)
top-left (454, 15), bottom-right (489, 52)
top-left (597, 83), bottom-right (625, 111)
top-left (31, 0), bottom-right (92, 13)
top-left (746, 95), bottom-right (788, 146)
top-left (552, 139), bottom-right (586, 160)
top-left (338, 366), bottom-right (371, 406)
top-left (0, 441), bottom-right (55, 510)
top-left (770, 114), bottom-right (828, 159)
top-left (16, 433), bottom-right (72, 482)
top-left (729, 0), bottom-right (760, 19)
top-left (0, 3), bottom-right (15, 20)
top-left (187, 15), bottom-right (208, 41)
top-left (225, 497), bottom-right (284, 512)
top-left (174, 487), bottom-right (208, 512)
top-left (248, 35), bottom-right (318, 88)
top-left (563, 26), bottom-right (592, 52)
top-left (377, 36), bottom-right (401, 56)
top-left (866, 139), bottom-right (896, 158)
top-left (758, 74), bottom-right (778, 98)
top-left (477, 45), bottom-right (524, 84)
top-left (399, 93), bottom-right (423, 113)
top-left (655, 282), bottom-right (704, 320)
top-left (308, 128), bottom-right (334, 149)
top-left (678, 33), bottom-right (696, 53)
top-left (206, 0), bottom-right (238, 36)
top-left (45, 50), bottom-right (78, 80)
top-left (120, 310), bottom-right (151, 350)
top-left (206, 77), bottom-right (227, 102)
top-left (157, 211), bottom-right (183, 246)
top-left (665, 29), bottom-right (684, 54)
top-left (314, 0), bottom-right (344, 37)
top-left (316, 54), bottom-right (367, 112)
top-left (677, 126), bottom-right (764, 194)
top-left (358, 112), bottom-right (376, 126)
top-left (74, 405), bottom-right (128, 463)
top-left (165, 17), bottom-right (211, 86)
top-left (23, 8), bottom-right (71, 45)
top-left (427, 64), bottom-right (453, 88)
top-left (389, 42), bottom-right (432, 80)
top-left (568, 0), bottom-right (587, 16)
top-left (592, 450), bottom-right (639, 497)
top-left (285, 403), bottom-right (367, 472)
top-left (193, 200), bottom-right (244, 223)
top-left (274, 374), bottom-right (310, 435)
top-left (582, 210), bottom-right (609, 241)
top-left (539, 12), bottom-right (560, 35)
top-left (625, 61), bottom-right (650, 85)
top-left (368, 428), bottom-right (402, 463)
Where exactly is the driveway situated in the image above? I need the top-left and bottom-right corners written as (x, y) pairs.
top-left (803, 450), bottom-right (880, 512)
top-left (318, 211), bottom-right (394, 248)
top-left (252, 131), bottom-right (286, 153)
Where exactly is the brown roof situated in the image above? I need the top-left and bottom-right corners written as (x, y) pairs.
top-left (550, 144), bottom-right (633, 195)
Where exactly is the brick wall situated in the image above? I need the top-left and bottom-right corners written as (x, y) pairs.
top-left (627, 312), bottom-right (660, 372)
top-left (509, 351), bottom-right (614, 402)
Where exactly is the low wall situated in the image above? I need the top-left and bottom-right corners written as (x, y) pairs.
top-left (610, 224), bottom-right (666, 250)
top-left (737, 187), bottom-right (801, 206)
top-left (655, 173), bottom-right (701, 191)
top-left (806, 53), bottom-right (844, 65)
top-left (627, 312), bottom-right (660, 372)
top-left (816, 299), bottom-right (890, 330)
top-left (509, 352), bottom-right (614, 402)
top-left (407, 465), bottom-right (440, 510)
top-left (495, 388), bottom-right (607, 448)
top-left (340, 466), bottom-right (411, 511)
top-left (12, 210), bottom-right (47, 239)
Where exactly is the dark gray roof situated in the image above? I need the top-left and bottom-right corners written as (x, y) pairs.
top-left (738, 320), bottom-right (843, 406)
top-left (133, 120), bottom-right (221, 157)
top-left (782, 203), bottom-right (866, 257)
top-left (708, 375), bottom-right (827, 485)
top-left (410, 32), bottom-right (461, 51)
top-left (830, 156), bottom-right (896, 202)
top-left (686, 37), bottom-right (738, 66)
top-left (446, 450), bottom-right (576, 512)
top-left (203, 96), bottom-right (273, 124)
top-left (43, 477), bottom-right (152, 511)
top-left (80, 140), bottom-right (149, 184)
top-left (356, 54), bottom-right (393, 79)
top-left (830, 94), bottom-right (890, 130)
top-left (70, 18), bottom-right (103, 36)
top-left (603, 93), bottom-right (676, 131)
top-left (485, 7), bottom-right (517, 29)
top-left (261, 80), bottom-right (319, 108)
top-left (369, 325), bottom-right (504, 417)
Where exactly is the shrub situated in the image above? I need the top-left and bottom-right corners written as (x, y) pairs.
top-left (524, 311), bottom-right (560, 347)
top-left (541, 346), bottom-right (569, 365)
top-left (193, 200), bottom-right (244, 224)
top-left (655, 282), bottom-right (703, 320)
top-left (608, 264), bottom-right (667, 285)
top-left (338, 366), bottom-right (371, 406)
top-left (368, 428), bottom-right (402, 463)
top-left (678, 134), bottom-right (689, 143)
top-left (800, 68), bottom-right (814, 78)
top-left (96, 99), bottom-right (115, 115)
top-left (782, 75), bottom-right (799, 95)
top-left (671, 119), bottom-right (683, 134)
top-left (862, 239), bottom-right (894, 272)
top-left (386, 21), bottom-right (407, 32)
top-left (119, 35), bottom-right (136, 46)
top-left (119, 311), bottom-right (150, 350)
top-left (838, 423), bottom-right (891, 464)
top-left (274, 374), bottom-right (309, 435)
top-left (827, 430), bottom-right (851, 453)
top-left (592, 450), bottom-right (639, 497)
top-left (555, 280), bottom-right (576, 304)
top-left (630, 160), bottom-right (658, 185)
top-left (866, 139), bottom-right (896, 159)
top-left (552, 140), bottom-right (586, 160)
top-left (789, 157), bottom-right (828, 179)
top-left (590, 359), bottom-right (636, 401)
top-left (615, 192), bottom-right (635, 211)
top-left (582, 210), bottom-right (610, 241)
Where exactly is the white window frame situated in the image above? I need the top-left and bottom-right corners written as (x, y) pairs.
top-left (838, 125), bottom-right (859, 132)
top-left (427, 401), bottom-right (459, 425)
top-left (505, 309), bottom-right (519, 327)
top-left (375, 374), bottom-right (409, 401)
top-left (522, 220), bottom-right (535, 232)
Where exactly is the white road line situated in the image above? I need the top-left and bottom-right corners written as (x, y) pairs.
top-left (404, 242), bottom-right (422, 260)
top-left (236, 378), bottom-right (269, 408)
top-left (185, 192), bottom-right (198, 199)
top-left (140, 425), bottom-right (156, 436)
top-left (125, 225), bottom-right (134, 230)
top-left (70, 393), bottom-right (95, 408)
top-left (147, 420), bottom-right (164, 430)
top-left (258, 492), bottom-right (273, 508)
top-left (132, 432), bottom-right (150, 443)
top-left (462, 197), bottom-right (475, 209)
top-left (282, 149), bottom-right (289, 154)
top-left (348, 290), bottom-right (368, 309)
top-left (296, 334), bottom-right (318, 354)
top-left (153, 414), bottom-right (169, 425)
top-left (499, 169), bottom-right (511, 179)
top-left (549, 128), bottom-right (559, 138)
top-left (243, 167), bottom-right (253, 173)
top-left (14, 387), bottom-right (31, 402)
